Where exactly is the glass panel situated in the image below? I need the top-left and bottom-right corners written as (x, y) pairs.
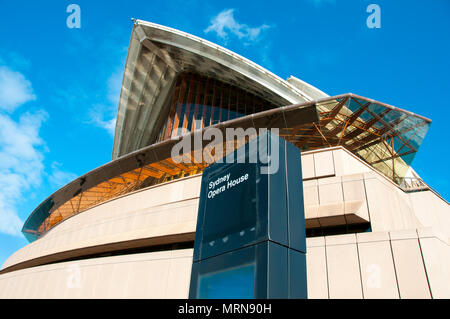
top-left (315, 97), bottom-right (430, 184)
top-left (198, 263), bottom-right (255, 299)
top-left (23, 94), bottom-right (431, 241)
top-left (157, 72), bottom-right (282, 141)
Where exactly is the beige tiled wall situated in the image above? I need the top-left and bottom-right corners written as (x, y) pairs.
top-left (313, 151), bottom-right (335, 177)
top-left (0, 229), bottom-right (448, 298)
top-left (0, 248), bottom-right (193, 299)
top-left (302, 147), bottom-right (450, 241)
top-left (301, 153), bottom-right (315, 180)
top-left (409, 191), bottom-right (450, 240)
top-left (306, 228), bottom-right (450, 299)
top-left (5, 146), bottom-right (448, 273)
top-left (2, 175), bottom-right (202, 271)
top-left (417, 228), bottom-right (450, 298)
top-left (357, 232), bottom-right (399, 299)
top-left (1, 147), bottom-right (449, 299)
top-left (305, 237), bottom-right (328, 298)
top-left (390, 234), bottom-right (430, 298)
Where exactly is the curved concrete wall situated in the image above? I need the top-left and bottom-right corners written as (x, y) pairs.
top-left (4, 147), bottom-right (449, 272)
top-left (2, 174), bottom-right (202, 271)
top-left (1, 229), bottom-right (448, 299)
top-left (0, 248), bottom-right (193, 299)
top-left (306, 228), bottom-right (450, 299)
top-left (1, 147), bottom-right (449, 299)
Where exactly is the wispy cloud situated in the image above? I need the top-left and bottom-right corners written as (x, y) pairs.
top-left (48, 162), bottom-right (77, 189)
top-left (0, 110), bottom-right (47, 236)
top-left (57, 29), bottom-right (127, 137)
top-left (0, 51), bottom-right (32, 71)
top-left (87, 67), bottom-right (122, 136)
top-left (0, 66), bottom-right (36, 112)
top-left (205, 9), bottom-right (270, 44)
top-left (51, 61), bottom-right (122, 137)
top-left (106, 67), bottom-right (123, 107)
top-left (0, 60), bottom-right (78, 237)
top-left (89, 108), bottom-right (117, 136)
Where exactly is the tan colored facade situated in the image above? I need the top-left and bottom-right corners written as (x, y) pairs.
top-left (1, 147), bottom-right (449, 298)
top-left (307, 229), bottom-right (450, 299)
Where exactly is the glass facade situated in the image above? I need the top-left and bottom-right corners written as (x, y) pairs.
top-left (284, 96), bottom-right (430, 184)
top-left (22, 94), bottom-right (430, 241)
top-left (315, 96), bottom-right (430, 184)
top-left (157, 72), bottom-right (281, 141)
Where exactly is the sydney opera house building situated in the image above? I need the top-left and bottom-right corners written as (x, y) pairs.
top-left (0, 20), bottom-right (449, 299)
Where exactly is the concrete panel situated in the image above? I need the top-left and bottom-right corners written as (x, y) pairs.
top-left (166, 256), bottom-right (193, 298)
top-left (141, 258), bottom-right (171, 298)
top-left (81, 264), bottom-right (101, 299)
top-left (325, 234), bottom-right (363, 299)
top-left (390, 238), bottom-right (431, 299)
top-left (418, 236), bottom-right (450, 298)
top-left (301, 153), bottom-right (315, 179)
top-left (47, 267), bottom-right (67, 299)
top-left (409, 191), bottom-right (450, 240)
top-left (303, 180), bottom-right (319, 228)
top-left (318, 177), bottom-right (343, 204)
top-left (313, 151), bottom-right (335, 178)
top-left (306, 246), bottom-right (328, 298)
top-left (0, 248), bottom-right (194, 299)
top-left (2, 176), bottom-right (201, 271)
top-left (333, 148), bottom-right (371, 177)
top-left (182, 176), bottom-right (202, 198)
top-left (357, 235), bottom-right (399, 299)
top-left (318, 177), bottom-right (345, 226)
top-left (364, 176), bottom-right (421, 232)
top-left (389, 229), bottom-right (417, 241)
top-left (342, 177), bottom-right (370, 223)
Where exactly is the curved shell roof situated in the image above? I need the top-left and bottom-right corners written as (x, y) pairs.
top-left (112, 20), bottom-right (327, 159)
top-left (20, 21), bottom-right (432, 243)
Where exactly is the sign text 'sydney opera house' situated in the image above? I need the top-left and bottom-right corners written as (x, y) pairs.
top-left (1, 20), bottom-right (449, 299)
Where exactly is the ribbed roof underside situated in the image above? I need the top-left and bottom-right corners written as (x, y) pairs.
top-left (112, 20), bottom-right (318, 159)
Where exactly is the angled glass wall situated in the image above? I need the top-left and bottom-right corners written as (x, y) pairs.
top-left (22, 94), bottom-right (430, 241)
top-left (157, 72), bottom-right (281, 141)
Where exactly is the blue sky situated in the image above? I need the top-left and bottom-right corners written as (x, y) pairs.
top-left (0, 0), bottom-right (449, 266)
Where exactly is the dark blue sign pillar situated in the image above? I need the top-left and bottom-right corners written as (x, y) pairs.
top-left (189, 132), bottom-right (307, 299)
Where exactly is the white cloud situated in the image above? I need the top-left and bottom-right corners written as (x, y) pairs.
top-left (0, 111), bottom-right (47, 236)
top-left (88, 68), bottom-right (122, 136)
top-left (205, 9), bottom-right (270, 43)
top-left (48, 162), bottom-right (77, 189)
top-left (89, 109), bottom-right (117, 136)
top-left (107, 67), bottom-right (123, 107)
top-left (56, 31), bottom-right (127, 137)
top-left (0, 61), bottom-right (78, 238)
top-left (0, 52), bottom-right (32, 71)
top-left (101, 118), bottom-right (117, 136)
top-left (0, 205), bottom-right (23, 237)
top-left (0, 66), bottom-right (36, 112)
